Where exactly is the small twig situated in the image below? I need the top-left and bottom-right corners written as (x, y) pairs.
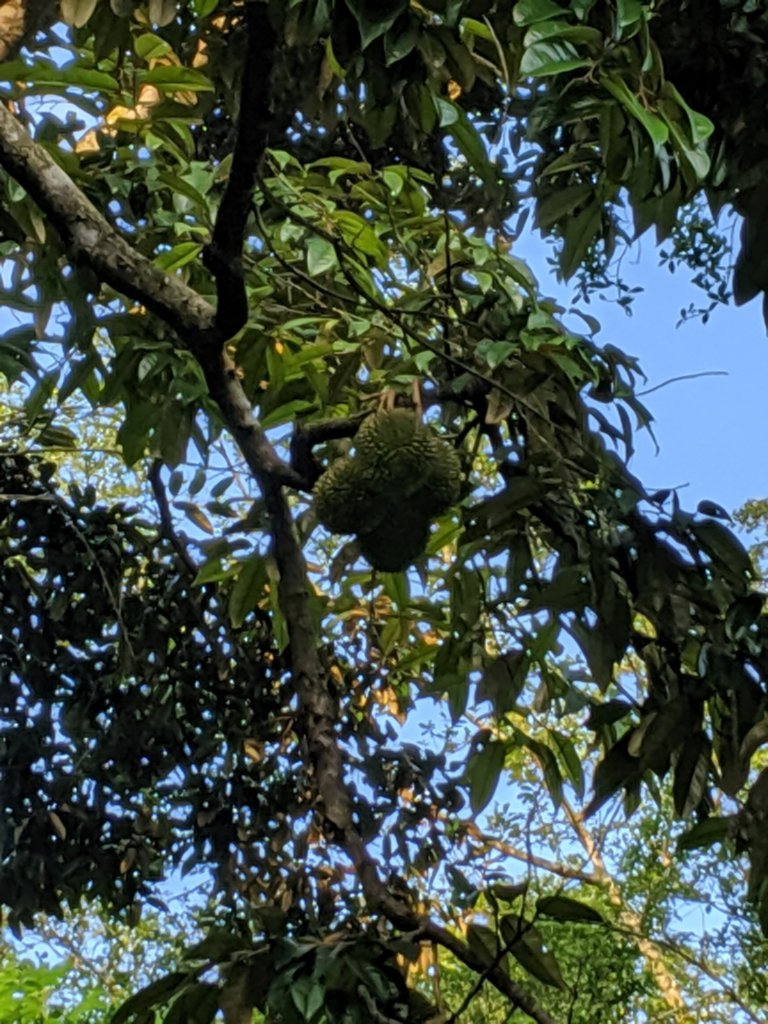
top-left (637, 370), bottom-right (727, 397)
top-left (148, 460), bottom-right (199, 578)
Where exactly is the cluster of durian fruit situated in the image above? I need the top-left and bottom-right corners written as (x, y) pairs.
top-left (313, 409), bottom-right (462, 571)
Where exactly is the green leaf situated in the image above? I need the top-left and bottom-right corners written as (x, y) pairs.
top-left (513, 0), bottom-right (567, 26)
top-left (571, 0), bottom-right (597, 17)
top-left (601, 72), bottom-right (669, 151)
top-left (0, 59), bottom-right (118, 92)
top-left (478, 650), bottom-right (529, 714)
top-left (676, 816), bottom-right (733, 853)
top-left (345, 0), bottom-right (407, 49)
top-left (500, 915), bottom-right (568, 989)
top-left (660, 81), bottom-right (714, 144)
top-left (384, 17), bottom-right (419, 65)
top-left (586, 700), bottom-right (634, 728)
top-left (536, 183), bottom-right (593, 229)
top-left (466, 923), bottom-right (502, 967)
top-left (520, 734), bottom-right (564, 806)
top-left (141, 66), bottom-right (214, 92)
top-left (228, 554), bottom-right (266, 629)
top-left (290, 974), bottom-right (325, 1021)
top-left (155, 242), bottom-right (203, 272)
top-left (691, 519), bottom-right (753, 582)
top-left (673, 730), bottom-right (712, 817)
top-left (476, 339), bottom-right (517, 369)
top-left (111, 972), bottom-right (191, 1024)
top-left (536, 895), bottom-right (603, 923)
top-left (559, 200), bottom-right (602, 280)
top-left (465, 739), bottom-right (507, 813)
top-left (520, 40), bottom-right (591, 77)
top-left (135, 32), bottom-right (173, 61)
top-left (157, 401), bottom-right (192, 467)
top-left (306, 236), bottom-right (339, 277)
top-left (433, 99), bottom-right (499, 187)
top-left (331, 210), bottom-right (388, 263)
top-left (616, 0), bottom-right (643, 27)
top-left (585, 734), bottom-right (641, 817)
top-left (523, 21), bottom-right (602, 46)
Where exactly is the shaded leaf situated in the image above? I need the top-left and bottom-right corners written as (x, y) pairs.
top-left (536, 895), bottom-right (603, 923)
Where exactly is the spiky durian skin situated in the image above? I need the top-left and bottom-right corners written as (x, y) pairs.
top-left (355, 410), bottom-right (462, 502)
top-left (412, 440), bottom-right (463, 516)
top-left (313, 458), bottom-right (382, 535)
top-left (357, 507), bottom-right (431, 572)
top-left (354, 409), bottom-right (436, 495)
top-left (355, 408), bottom-right (423, 455)
top-left (314, 409), bottom-right (463, 569)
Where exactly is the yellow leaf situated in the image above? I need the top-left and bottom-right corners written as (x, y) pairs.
top-left (106, 105), bottom-right (139, 125)
top-left (75, 130), bottom-right (101, 154)
top-left (187, 505), bottom-right (214, 534)
top-left (60, 0), bottom-right (99, 28)
top-left (192, 39), bottom-right (209, 69)
top-left (148, 0), bottom-right (175, 27)
top-left (243, 738), bottom-right (264, 763)
top-left (48, 811), bottom-right (67, 840)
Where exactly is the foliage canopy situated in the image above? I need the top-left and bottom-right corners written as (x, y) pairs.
top-left (1, 1), bottom-right (767, 1021)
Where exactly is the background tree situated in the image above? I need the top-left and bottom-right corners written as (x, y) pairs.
top-left (1, 1), bottom-right (767, 1021)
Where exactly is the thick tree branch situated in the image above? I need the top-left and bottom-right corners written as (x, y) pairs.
top-left (197, 346), bottom-right (306, 488)
top-left (0, 100), bottom-right (558, 1024)
top-left (0, 103), bottom-right (305, 490)
top-left (0, 102), bottom-right (216, 346)
top-left (203, 2), bottom-right (277, 338)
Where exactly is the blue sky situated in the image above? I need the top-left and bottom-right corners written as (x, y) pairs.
top-left (517, 228), bottom-right (768, 516)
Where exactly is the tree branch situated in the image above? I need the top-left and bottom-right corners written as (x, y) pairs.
top-left (0, 104), bottom-right (306, 491)
top-left (149, 459), bottom-right (199, 578)
top-left (204, 2), bottom-right (277, 338)
top-left (0, 102), bottom-right (215, 348)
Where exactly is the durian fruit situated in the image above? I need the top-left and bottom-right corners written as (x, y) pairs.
top-left (354, 409), bottom-right (438, 497)
top-left (313, 457), bottom-right (384, 535)
top-left (410, 437), bottom-right (463, 517)
top-left (313, 408), bottom-right (463, 570)
top-left (357, 506), bottom-right (431, 573)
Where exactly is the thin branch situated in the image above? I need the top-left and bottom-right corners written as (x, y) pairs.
top-left (148, 459), bottom-right (199, 577)
top-left (637, 370), bottom-right (727, 397)
top-left (471, 828), bottom-right (600, 888)
top-left (204, 3), bottom-right (277, 338)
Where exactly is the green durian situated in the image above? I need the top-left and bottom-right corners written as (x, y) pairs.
top-left (354, 409), bottom-right (438, 496)
top-left (411, 439), bottom-right (463, 517)
top-left (357, 505), bottom-right (432, 572)
top-left (355, 409), bottom-right (462, 503)
top-left (314, 409), bottom-right (463, 563)
top-left (313, 458), bottom-right (383, 535)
